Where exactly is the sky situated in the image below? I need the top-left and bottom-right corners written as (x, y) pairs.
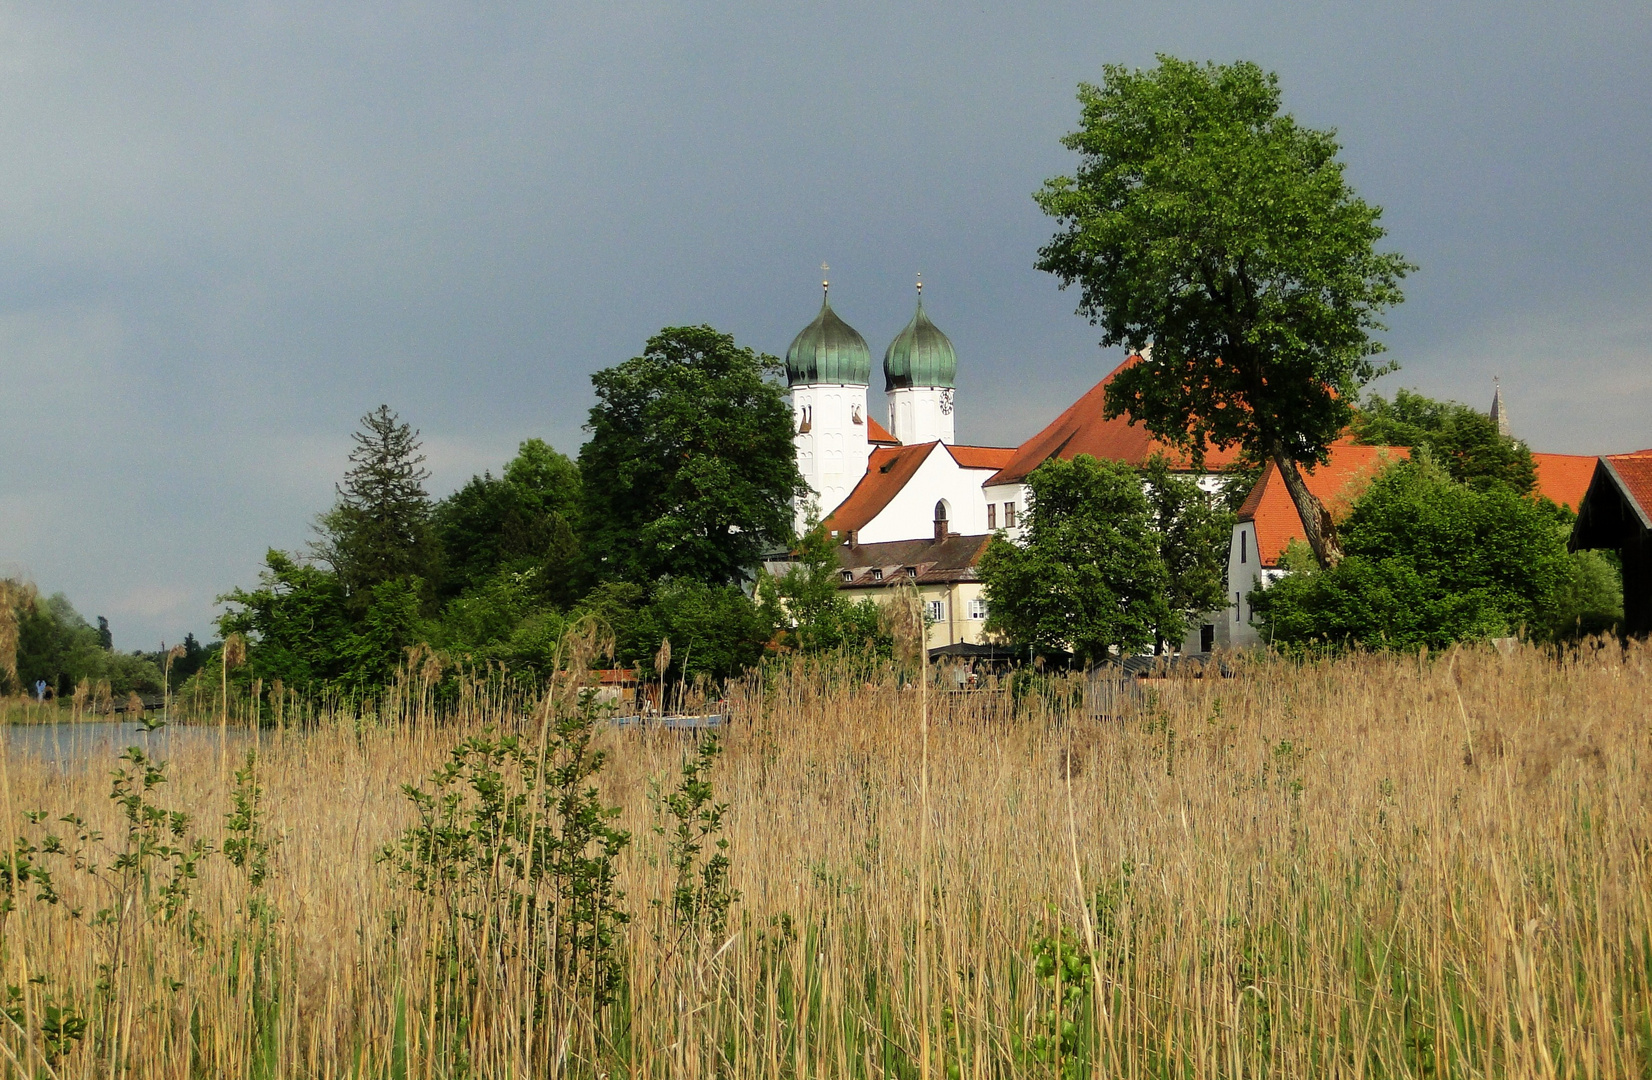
top-left (0, 2), bottom-right (1648, 650)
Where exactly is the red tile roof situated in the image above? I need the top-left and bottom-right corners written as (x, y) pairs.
top-left (1237, 443), bottom-right (1410, 567)
top-left (1603, 451), bottom-right (1652, 528)
top-left (824, 442), bottom-right (939, 534)
top-left (987, 356), bottom-right (1246, 487)
top-left (946, 444), bottom-right (1016, 471)
top-left (866, 416), bottom-right (899, 445)
top-left (1531, 453), bottom-right (1597, 511)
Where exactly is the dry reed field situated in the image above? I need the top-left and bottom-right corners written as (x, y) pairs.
top-left (0, 640), bottom-right (1649, 1078)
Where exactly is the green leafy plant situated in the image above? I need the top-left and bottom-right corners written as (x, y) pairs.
top-left (381, 698), bottom-right (633, 1008)
top-left (1020, 928), bottom-right (1094, 1079)
top-left (223, 749), bottom-right (275, 890)
top-left (652, 734), bottom-right (739, 942)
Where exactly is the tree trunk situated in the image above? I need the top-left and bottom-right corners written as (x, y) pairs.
top-left (1268, 445), bottom-right (1344, 569)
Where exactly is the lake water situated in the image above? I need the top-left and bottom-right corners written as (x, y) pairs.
top-left (2, 721), bottom-right (251, 766)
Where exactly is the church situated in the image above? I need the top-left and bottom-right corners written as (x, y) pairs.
top-left (781, 277), bottom-right (1234, 653)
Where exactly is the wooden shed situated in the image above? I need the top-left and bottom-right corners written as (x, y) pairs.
top-left (1570, 450), bottom-right (1652, 636)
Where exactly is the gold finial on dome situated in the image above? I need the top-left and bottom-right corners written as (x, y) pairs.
top-left (916, 272), bottom-right (922, 295)
top-left (821, 262), bottom-right (830, 296)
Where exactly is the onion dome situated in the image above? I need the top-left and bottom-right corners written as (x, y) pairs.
top-left (785, 292), bottom-right (871, 387)
top-left (883, 290), bottom-right (957, 391)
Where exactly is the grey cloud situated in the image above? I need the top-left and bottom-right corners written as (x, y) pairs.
top-left (0, 1), bottom-right (1646, 648)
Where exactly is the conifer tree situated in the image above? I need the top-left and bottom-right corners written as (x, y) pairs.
top-left (313, 405), bottom-right (438, 602)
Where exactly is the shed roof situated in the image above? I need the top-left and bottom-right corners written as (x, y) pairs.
top-left (986, 356), bottom-right (1245, 487)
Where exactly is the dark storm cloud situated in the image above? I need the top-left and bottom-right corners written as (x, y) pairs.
top-left (0, 1), bottom-right (1647, 647)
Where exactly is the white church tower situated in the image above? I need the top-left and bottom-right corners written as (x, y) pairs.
top-left (883, 281), bottom-right (957, 445)
top-left (786, 274), bottom-right (873, 530)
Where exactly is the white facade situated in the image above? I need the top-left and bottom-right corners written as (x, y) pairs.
top-left (887, 386), bottom-right (955, 445)
top-left (856, 444), bottom-right (1004, 544)
top-left (792, 382), bottom-right (873, 529)
top-left (1223, 519), bottom-right (1285, 648)
top-left (980, 482), bottom-right (1028, 540)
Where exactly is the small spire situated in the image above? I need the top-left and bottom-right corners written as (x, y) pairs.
top-left (821, 262), bottom-right (830, 298)
top-left (1490, 376), bottom-right (1510, 438)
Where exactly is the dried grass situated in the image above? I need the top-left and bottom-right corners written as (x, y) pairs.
top-left (0, 639), bottom-right (1647, 1078)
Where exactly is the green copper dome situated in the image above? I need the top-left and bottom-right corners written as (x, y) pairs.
top-left (883, 295), bottom-right (957, 391)
top-left (786, 294), bottom-right (871, 387)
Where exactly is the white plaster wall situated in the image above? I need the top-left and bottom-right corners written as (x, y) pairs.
top-left (886, 386), bottom-right (955, 445)
top-left (857, 446), bottom-right (998, 543)
top-left (980, 482), bottom-right (1028, 540)
top-left (792, 382), bottom-right (871, 530)
top-left (1225, 520), bottom-right (1265, 647)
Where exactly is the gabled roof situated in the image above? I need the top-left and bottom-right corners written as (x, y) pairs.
top-left (866, 416), bottom-right (900, 445)
top-left (1604, 451), bottom-right (1652, 526)
top-left (836, 533), bottom-right (993, 586)
top-left (1573, 450), bottom-right (1652, 550)
top-left (1531, 453), bottom-right (1597, 511)
top-left (823, 442), bottom-right (1016, 535)
top-left (824, 442), bottom-right (938, 534)
top-left (986, 356), bottom-right (1245, 487)
top-left (1237, 443), bottom-right (1410, 568)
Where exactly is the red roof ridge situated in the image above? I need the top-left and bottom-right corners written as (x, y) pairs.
top-left (987, 356), bottom-right (1243, 486)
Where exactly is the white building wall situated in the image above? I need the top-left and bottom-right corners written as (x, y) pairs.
top-left (1224, 520), bottom-right (1284, 648)
top-left (981, 482), bottom-right (1028, 540)
top-left (886, 387), bottom-right (955, 445)
top-left (857, 446), bottom-right (998, 544)
top-left (792, 382), bottom-right (872, 530)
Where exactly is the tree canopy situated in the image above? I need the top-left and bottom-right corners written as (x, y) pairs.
top-left (434, 438), bottom-right (583, 605)
top-left (759, 520), bottom-right (890, 656)
top-left (580, 325), bottom-right (805, 588)
top-left (1142, 455), bottom-right (1234, 649)
top-left (1351, 388), bottom-right (1535, 495)
top-left (1253, 456), bottom-right (1615, 649)
top-left (979, 455), bottom-right (1172, 664)
top-left (1034, 57), bottom-right (1411, 569)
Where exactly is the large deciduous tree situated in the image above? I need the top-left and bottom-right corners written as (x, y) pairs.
top-left (1035, 57), bottom-right (1412, 569)
top-left (979, 455), bottom-right (1172, 664)
top-left (580, 326), bottom-right (805, 588)
top-left (434, 438), bottom-right (583, 605)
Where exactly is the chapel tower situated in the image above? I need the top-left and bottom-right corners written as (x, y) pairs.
top-left (883, 281), bottom-right (957, 445)
top-left (786, 274), bottom-right (873, 529)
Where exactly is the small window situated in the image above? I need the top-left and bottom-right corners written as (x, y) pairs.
top-left (841, 570), bottom-right (853, 583)
top-left (925, 599), bottom-right (945, 622)
top-left (1004, 502), bottom-right (1017, 528)
top-left (1240, 530), bottom-right (1248, 564)
top-left (986, 504), bottom-right (997, 530)
top-left (872, 568), bottom-right (883, 582)
top-left (967, 598), bottom-right (988, 620)
top-left (905, 566), bottom-right (917, 578)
